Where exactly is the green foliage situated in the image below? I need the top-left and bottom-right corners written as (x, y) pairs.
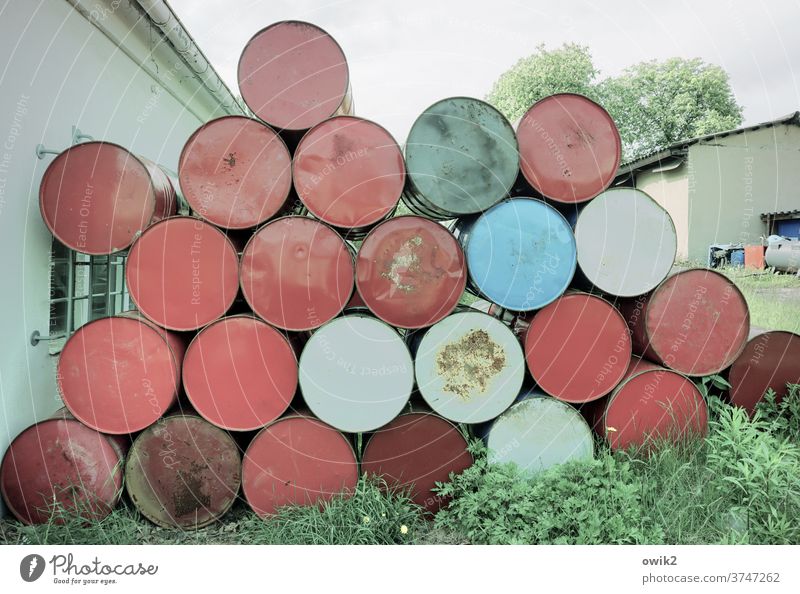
top-left (433, 441), bottom-right (663, 545)
top-left (756, 384), bottom-right (800, 442)
top-left (695, 373), bottom-right (731, 400)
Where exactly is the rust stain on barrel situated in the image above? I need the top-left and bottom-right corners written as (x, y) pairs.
top-left (435, 329), bottom-right (506, 399)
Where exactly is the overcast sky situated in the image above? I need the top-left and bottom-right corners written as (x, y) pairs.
top-left (170, 0), bottom-right (800, 142)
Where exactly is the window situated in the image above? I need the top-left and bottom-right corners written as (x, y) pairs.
top-left (48, 240), bottom-right (132, 354)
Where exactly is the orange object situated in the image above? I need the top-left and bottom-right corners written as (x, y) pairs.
top-left (745, 245), bottom-right (766, 269)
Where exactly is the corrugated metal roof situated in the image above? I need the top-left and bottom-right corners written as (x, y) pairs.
top-left (760, 209), bottom-right (800, 221)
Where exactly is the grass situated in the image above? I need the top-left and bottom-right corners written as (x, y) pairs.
top-left (718, 266), bottom-right (800, 332)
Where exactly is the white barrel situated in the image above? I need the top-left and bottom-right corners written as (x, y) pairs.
top-left (478, 390), bottom-right (594, 475)
top-left (414, 311), bottom-right (524, 423)
top-left (299, 314), bottom-right (414, 432)
top-left (574, 187), bottom-right (677, 297)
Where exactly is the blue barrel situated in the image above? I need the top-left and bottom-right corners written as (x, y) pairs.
top-left (730, 249), bottom-right (745, 267)
top-left (453, 198), bottom-right (576, 311)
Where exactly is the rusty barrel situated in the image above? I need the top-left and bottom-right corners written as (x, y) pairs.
top-left (125, 414), bottom-right (241, 528)
top-left (620, 268), bottom-right (750, 376)
top-left (39, 141), bottom-right (176, 254)
top-left (474, 389), bottom-right (594, 476)
top-left (178, 115), bottom-right (292, 229)
top-left (728, 331), bottom-right (800, 414)
top-left (238, 20), bottom-right (353, 134)
top-left (453, 197), bottom-right (576, 311)
top-left (402, 97), bottom-right (518, 219)
top-left (298, 313), bottom-right (414, 432)
top-left (126, 216), bottom-right (240, 331)
top-left (240, 216), bottom-right (355, 331)
top-left (524, 292), bottom-right (631, 403)
top-left (588, 357), bottom-right (708, 451)
top-left (574, 188), bottom-right (677, 297)
top-left (355, 215), bottom-right (467, 329)
top-left (58, 316), bottom-right (179, 434)
top-left (1, 415), bottom-right (124, 524)
top-left (411, 310), bottom-right (524, 423)
top-left (293, 116), bottom-right (405, 238)
top-left (361, 412), bottom-right (472, 514)
top-left (183, 315), bottom-right (298, 431)
top-left (516, 93), bottom-right (620, 204)
top-left (242, 414), bottom-right (359, 517)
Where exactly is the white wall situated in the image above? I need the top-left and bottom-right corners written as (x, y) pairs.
top-left (0, 0), bottom-right (226, 516)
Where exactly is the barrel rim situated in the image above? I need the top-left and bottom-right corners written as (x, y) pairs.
top-left (728, 329), bottom-right (800, 403)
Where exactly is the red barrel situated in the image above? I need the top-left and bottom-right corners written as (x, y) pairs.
top-left (125, 415), bottom-right (241, 528)
top-left (728, 331), bottom-right (800, 414)
top-left (293, 116), bottom-right (405, 234)
top-left (179, 116), bottom-right (292, 229)
top-left (240, 216), bottom-right (354, 331)
top-left (118, 310), bottom-right (187, 375)
top-left (361, 412), bottom-right (473, 513)
top-left (595, 357), bottom-right (708, 451)
top-left (1, 416), bottom-right (124, 524)
top-left (39, 141), bottom-right (176, 254)
top-left (524, 293), bottom-right (631, 403)
top-left (621, 269), bottom-right (750, 376)
top-left (126, 216), bottom-right (240, 331)
top-left (242, 414), bottom-right (359, 517)
top-left (58, 316), bottom-right (179, 434)
top-left (238, 21), bottom-right (352, 132)
top-left (356, 216), bottom-right (467, 329)
top-left (516, 94), bottom-right (620, 204)
top-left (183, 315), bottom-right (298, 431)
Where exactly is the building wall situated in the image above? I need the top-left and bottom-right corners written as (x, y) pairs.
top-left (0, 1), bottom-right (223, 516)
top-left (633, 165), bottom-right (690, 260)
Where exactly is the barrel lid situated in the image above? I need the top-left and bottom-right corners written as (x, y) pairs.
top-left (405, 97), bottom-right (519, 216)
top-left (575, 188), bottom-right (677, 297)
top-left (58, 316), bottom-right (178, 434)
top-left (241, 216), bottom-right (354, 331)
top-left (0, 417), bottom-right (123, 524)
top-left (242, 414), bottom-right (359, 517)
top-left (462, 198), bottom-right (576, 311)
top-left (524, 293), bottom-right (631, 403)
top-left (415, 311), bottom-right (524, 423)
top-left (179, 116), bottom-right (292, 229)
top-left (643, 268), bottom-right (750, 375)
top-left (294, 116), bottom-right (405, 228)
top-left (356, 216), bottom-right (466, 329)
top-left (361, 412), bottom-right (472, 513)
top-left (126, 216), bottom-right (240, 331)
top-left (39, 141), bottom-right (157, 254)
top-left (183, 316), bottom-right (297, 431)
top-left (238, 21), bottom-right (349, 131)
top-left (517, 93), bottom-right (621, 203)
top-left (728, 330), bottom-right (800, 414)
top-left (603, 367), bottom-right (707, 451)
top-left (298, 314), bottom-right (414, 432)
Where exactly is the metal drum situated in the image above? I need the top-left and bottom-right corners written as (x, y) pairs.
top-left (58, 316), bottom-right (179, 434)
top-left (413, 310), bottom-right (524, 423)
top-left (620, 268), bottom-right (750, 376)
top-left (39, 141), bottom-right (176, 254)
top-left (0, 416), bottom-right (124, 524)
top-left (574, 188), bottom-right (677, 297)
top-left (118, 310), bottom-right (187, 375)
top-left (126, 216), bottom-right (240, 331)
top-left (293, 116), bottom-right (405, 237)
top-left (298, 313), bottom-right (414, 433)
top-left (361, 412), bottom-right (472, 513)
top-left (728, 331), bottom-right (800, 414)
top-left (183, 315), bottom-right (298, 431)
top-left (765, 239), bottom-right (800, 272)
top-left (453, 197), bottom-right (576, 311)
top-left (516, 93), bottom-right (621, 204)
top-left (238, 20), bottom-right (353, 132)
top-left (125, 414), bottom-right (241, 528)
top-left (178, 116), bottom-right (292, 229)
top-left (476, 390), bottom-right (594, 476)
top-left (242, 414), bottom-right (359, 517)
top-left (595, 357), bottom-right (708, 451)
top-left (356, 216), bottom-right (466, 329)
top-left (403, 97), bottom-right (519, 219)
top-left (240, 216), bottom-right (355, 331)
top-left (524, 292), bottom-right (631, 403)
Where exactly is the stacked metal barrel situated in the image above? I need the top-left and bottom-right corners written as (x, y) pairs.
top-left (4, 20), bottom-right (797, 528)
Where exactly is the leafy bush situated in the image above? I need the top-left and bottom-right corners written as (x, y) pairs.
top-left (755, 384), bottom-right (800, 442)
